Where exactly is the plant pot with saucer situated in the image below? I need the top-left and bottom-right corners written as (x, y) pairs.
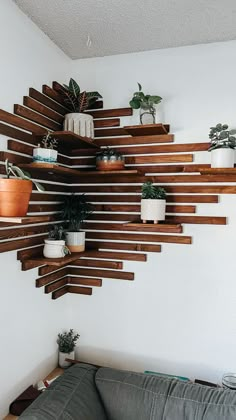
top-left (43, 225), bottom-right (70, 259)
top-left (62, 194), bottom-right (93, 253)
top-left (33, 132), bottom-right (58, 164)
top-left (141, 181), bottom-right (166, 224)
top-left (0, 159), bottom-right (44, 217)
top-left (209, 123), bottom-right (236, 168)
top-left (58, 78), bottom-right (102, 138)
top-left (57, 329), bottom-right (80, 368)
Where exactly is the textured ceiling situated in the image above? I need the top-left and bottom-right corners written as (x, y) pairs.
top-left (14, 0), bottom-right (236, 59)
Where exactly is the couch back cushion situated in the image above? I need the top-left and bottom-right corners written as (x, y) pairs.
top-left (20, 364), bottom-right (108, 420)
top-left (96, 367), bottom-right (236, 420)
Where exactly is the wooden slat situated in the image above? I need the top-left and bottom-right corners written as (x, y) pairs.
top-left (0, 109), bottom-right (46, 134)
top-left (0, 234), bottom-right (47, 253)
top-left (199, 168), bottom-right (236, 175)
top-left (74, 185), bottom-right (236, 194)
top-left (85, 107), bottom-right (133, 118)
top-left (0, 224), bottom-right (50, 241)
top-left (7, 141), bottom-right (71, 166)
top-left (42, 85), bottom-right (69, 109)
top-left (81, 250), bottom-right (147, 262)
top-left (139, 164), bottom-right (211, 174)
top-left (0, 122), bottom-right (33, 143)
top-left (68, 277), bottom-right (102, 287)
top-left (85, 194), bottom-right (218, 204)
top-left (94, 118), bottom-right (120, 128)
top-left (28, 203), bottom-right (62, 212)
top-left (72, 259), bottom-right (123, 269)
top-left (30, 192), bottom-right (66, 202)
top-left (18, 245), bottom-right (43, 261)
top-left (86, 231), bottom-right (191, 245)
top-left (45, 277), bottom-right (68, 293)
top-left (86, 241), bottom-right (161, 253)
top-left (38, 264), bottom-right (69, 276)
top-left (84, 222), bottom-right (183, 233)
top-left (36, 267), bottom-right (69, 287)
top-left (23, 96), bottom-right (64, 124)
top-left (0, 151), bottom-right (31, 164)
top-left (95, 134), bottom-right (174, 146)
top-left (67, 285), bottom-right (92, 295)
top-left (124, 124), bottom-right (169, 136)
top-left (0, 215), bottom-right (57, 225)
top-left (125, 154), bottom-right (193, 164)
top-left (27, 251), bottom-right (91, 268)
top-left (69, 267), bottom-right (134, 280)
top-left (14, 105), bottom-right (60, 131)
top-left (52, 286), bottom-right (68, 299)
top-left (149, 174), bottom-right (236, 183)
top-left (166, 216), bottom-right (227, 225)
top-left (94, 128), bottom-right (127, 137)
top-left (111, 143), bottom-right (209, 156)
top-left (29, 88), bottom-right (67, 115)
top-left (20, 163), bottom-right (81, 180)
top-left (90, 204), bottom-right (196, 214)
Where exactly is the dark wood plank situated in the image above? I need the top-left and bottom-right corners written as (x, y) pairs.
top-left (166, 216), bottom-right (227, 225)
top-left (94, 118), bottom-right (120, 128)
top-left (0, 234), bottom-right (47, 253)
top-left (67, 286), bottom-right (92, 295)
top-left (199, 168), bottom-right (236, 175)
top-left (124, 124), bottom-right (170, 136)
top-left (40, 131), bottom-right (99, 150)
top-left (29, 88), bottom-right (67, 115)
top-left (90, 204), bottom-right (196, 214)
top-left (36, 268), bottom-right (69, 287)
top-left (95, 134), bottom-right (174, 146)
top-left (84, 194), bottom-right (218, 204)
top-left (18, 245), bottom-right (43, 261)
top-left (74, 185), bottom-right (236, 194)
top-left (0, 151), bottom-right (31, 164)
top-left (23, 96), bottom-right (64, 124)
top-left (94, 128), bottom-right (127, 137)
top-left (26, 251), bottom-right (90, 267)
top-left (42, 85), bottom-right (69, 109)
top-left (81, 250), bottom-right (147, 262)
top-left (0, 122), bottom-right (33, 143)
top-left (68, 277), bottom-right (102, 287)
top-left (85, 107), bottom-right (133, 118)
top-left (19, 163), bottom-right (82, 179)
top-left (14, 104), bottom-right (60, 131)
top-left (86, 231), bottom-right (191, 245)
top-left (0, 224), bottom-right (50, 241)
top-left (86, 241), bottom-right (161, 253)
top-left (52, 286), bottom-right (68, 299)
top-left (84, 222), bottom-right (183, 233)
top-left (125, 154), bottom-right (193, 164)
top-left (72, 259), bottom-right (123, 269)
top-left (0, 109), bottom-right (46, 134)
top-left (107, 142), bottom-right (209, 156)
top-left (69, 267), bottom-right (134, 280)
top-left (45, 277), bottom-right (68, 293)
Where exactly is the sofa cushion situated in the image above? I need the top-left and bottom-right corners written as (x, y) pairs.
top-left (20, 364), bottom-right (108, 420)
top-left (96, 367), bottom-right (236, 420)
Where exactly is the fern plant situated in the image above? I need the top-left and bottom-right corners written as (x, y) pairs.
top-left (141, 181), bottom-right (166, 200)
top-left (58, 78), bottom-right (102, 112)
top-left (57, 329), bottom-right (80, 353)
top-left (4, 159), bottom-right (44, 192)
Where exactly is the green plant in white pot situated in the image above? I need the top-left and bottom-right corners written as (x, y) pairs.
top-left (141, 181), bottom-right (166, 224)
top-left (209, 123), bottom-right (236, 168)
top-left (57, 329), bottom-right (80, 368)
top-left (129, 83), bottom-right (162, 125)
top-left (62, 194), bottom-right (93, 253)
top-left (33, 131), bottom-right (58, 164)
top-left (58, 78), bottom-right (102, 138)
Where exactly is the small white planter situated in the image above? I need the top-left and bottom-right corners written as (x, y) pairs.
top-left (141, 199), bottom-right (166, 223)
top-left (58, 350), bottom-right (75, 368)
top-left (66, 231), bottom-right (85, 253)
top-left (43, 240), bottom-right (66, 258)
top-left (33, 148), bottom-right (57, 164)
top-left (64, 113), bottom-right (94, 138)
top-left (211, 148), bottom-right (235, 168)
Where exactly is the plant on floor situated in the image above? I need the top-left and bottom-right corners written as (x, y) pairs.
top-left (141, 181), bottom-right (166, 199)
top-left (59, 78), bottom-right (102, 113)
top-left (57, 329), bottom-right (80, 353)
top-left (4, 159), bottom-right (44, 191)
top-left (208, 123), bottom-right (236, 151)
top-left (129, 83), bottom-right (162, 124)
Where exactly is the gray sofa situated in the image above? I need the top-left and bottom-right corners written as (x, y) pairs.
top-left (20, 363), bottom-right (236, 419)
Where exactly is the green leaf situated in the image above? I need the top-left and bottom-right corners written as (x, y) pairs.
top-left (148, 95), bottom-right (162, 103)
top-left (138, 82), bottom-right (142, 91)
top-left (129, 99), bottom-right (141, 109)
top-left (69, 78), bottom-right (80, 97)
top-left (87, 91), bottom-right (102, 99)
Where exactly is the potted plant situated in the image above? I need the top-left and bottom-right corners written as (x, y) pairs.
top-left (58, 78), bottom-right (102, 138)
top-left (62, 194), bottom-right (93, 253)
top-left (209, 123), bottom-right (236, 168)
top-left (0, 159), bottom-right (44, 217)
top-left (43, 225), bottom-right (70, 259)
top-left (57, 329), bottom-right (80, 368)
top-left (129, 83), bottom-right (162, 125)
top-left (33, 131), bottom-right (58, 164)
top-left (96, 147), bottom-right (125, 171)
top-left (141, 181), bottom-right (166, 224)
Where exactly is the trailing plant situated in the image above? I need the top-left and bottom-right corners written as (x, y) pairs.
top-left (4, 159), bottom-right (44, 192)
top-left (208, 123), bottom-right (236, 151)
top-left (37, 131), bottom-right (58, 149)
top-left (48, 225), bottom-right (66, 241)
top-left (96, 147), bottom-right (123, 160)
top-left (62, 194), bottom-right (93, 232)
top-left (59, 78), bottom-right (102, 112)
top-left (57, 329), bottom-right (80, 353)
top-left (129, 83), bottom-right (162, 112)
top-left (141, 181), bottom-right (166, 200)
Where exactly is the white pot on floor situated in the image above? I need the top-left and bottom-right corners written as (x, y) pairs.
top-left (64, 113), bottom-right (94, 138)
top-left (141, 199), bottom-right (166, 223)
top-left (66, 231), bottom-right (85, 253)
top-left (58, 350), bottom-right (75, 368)
top-left (211, 148), bottom-right (235, 168)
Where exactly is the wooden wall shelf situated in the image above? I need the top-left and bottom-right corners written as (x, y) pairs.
top-left (0, 215), bottom-right (54, 224)
top-left (199, 168), bottom-right (236, 175)
top-left (124, 123), bottom-right (170, 136)
top-left (36, 131), bottom-right (100, 151)
top-left (19, 163), bottom-right (81, 178)
top-left (123, 222), bottom-right (183, 233)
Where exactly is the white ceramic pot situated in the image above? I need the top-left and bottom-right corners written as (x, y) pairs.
top-left (141, 199), bottom-right (166, 223)
top-left (33, 148), bottom-right (57, 164)
top-left (43, 240), bottom-right (66, 258)
top-left (66, 231), bottom-right (85, 253)
top-left (211, 148), bottom-right (235, 168)
top-left (64, 113), bottom-right (94, 138)
top-left (58, 350), bottom-right (75, 368)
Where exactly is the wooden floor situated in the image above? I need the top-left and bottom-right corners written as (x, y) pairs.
top-left (4, 367), bottom-right (64, 419)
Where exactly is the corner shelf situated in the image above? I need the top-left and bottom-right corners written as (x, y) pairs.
top-left (0, 215), bottom-right (57, 224)
top-left (19, 163), bottom-right (82, 178)
top-left (124, 123), bottom-right (170, 136)
top-left (123, 222), bottom-right (183, 233)
top-left (36, 131), bottom-right (99, 151)
top-left (24, 251), bottom-right (90, 267)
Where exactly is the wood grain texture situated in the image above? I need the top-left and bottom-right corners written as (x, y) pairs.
top-left (23, 96), bottom-right (64, 124)
top-left (68, 277), bottom-right (102, 287)
top-left (0, 122), bottom-right (33, 143)
top-left (85, 194), bottom-right (218, 204)
top-left (85, 107), bottom-right (133, 118)
top-left (95, 134), bottom-right (174, 146)
top-left (104, 143), bottom-right (209, 156)
top-left (67, 285), bottom-right (93, 295)
top-left (124, 124), bottom-right (169, 136)
top-left (94, 128), bottom-right (127, 137)
top-left (74, 185), bottom-right (236, 194)
top-left (166, 216), bottom-right (227, 225)
top-left (0, 234), bottom-right (47, 253)
top-left (94, 118), bottom-right (120, 128)
top-left (29, 87), bottom-right (67, 115)
top-left (14, 104), bottom-right (60, 131)
top-left (86, 241), bottom-right (162, 253)
top-left (72, 258), bottom-right (123, 269)
top-left (90, 204), bottom-right (196, 214)
top-left (84, 222), bottom-right (183, 233)
top-left (80, 250), bottom-right (147, 262)
top-left (69, 267), bottom-right (134, 280)
top-left (42, 85), bottom-right (69, 109)
top-left (86, 231), bottom-right (191, 244)
top-left (0, 108), bottom-right (46, 134)
top-left (36, 268), bottom-right (69, 287)
top-left (45, 277), bottom-right (68, 293)
top-left (52, 286), bottom-right (68, 299)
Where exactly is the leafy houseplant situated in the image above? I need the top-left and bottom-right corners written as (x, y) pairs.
top-left (57, 329), bottom-right (80, 368)
top-left (58, 78), bottom-right (102, 138)
top-left (43, 225), bottom-right (70, 259)
top-left (141, 181), bottom-right (166, 224)
top-left (208, 123), bottom-right (236, 168)
top-left (129, 83), bottom-right (162, 125)
top-left (33, 131), bottom-right (58, 164)
top-left (96, 147), bottom-right (125, 171)
top-left (0, 159), bottom-right (44, 217)
top-left (62, 194), bottom-right (93, 252)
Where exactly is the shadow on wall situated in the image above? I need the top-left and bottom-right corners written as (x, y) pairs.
top-left (75, 346), bottom-right (222, 384)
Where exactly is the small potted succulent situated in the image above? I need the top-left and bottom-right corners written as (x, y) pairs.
top-left (209, 123), bottom-right (236, 168)
top-left (57, 329), bottom-right (80, 368)
top-left (43, 225), bottom-right (70, 259)
top-left (0, 159), bottom-right (44, 217)
top-left (129, 83), bottom-right (162, 125)
top-left (62, 194), bottom-right (93, 252)
top-left (33, 131), bottom-right (58, 164)
top-left (141, 181), bottom-right (166, 224)
top-left (58, 78), bottom-right (102, 138)
top-left (96, 147), bottom-right (125, 171)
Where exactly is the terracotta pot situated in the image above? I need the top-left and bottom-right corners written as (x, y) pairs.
top-left (0, 179), bottom-right (32, 217)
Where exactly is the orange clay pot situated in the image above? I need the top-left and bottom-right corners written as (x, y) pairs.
top-left (0, 179), bottom-right (32, 217)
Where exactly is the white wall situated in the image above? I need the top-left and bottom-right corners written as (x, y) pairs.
top-left (0, 1), bottom-right (71, 416)
top-left (69, 41), bottom-right (236, 384)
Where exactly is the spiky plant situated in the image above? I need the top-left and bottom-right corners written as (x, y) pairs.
top-left (62, 194), bottom-right (93, 232)
top-left (57, 329), bottom-right (80, 353)
top-left (141, 181), bottom-right (166, 200)
top-left (58, 78), bottom-right (102, 112)
top-left (4, 159), bottom-right (44, 192)
top-left (40, 131), bottom-right (58, 149)
top-left (208, 123), bottom-right (236, 151)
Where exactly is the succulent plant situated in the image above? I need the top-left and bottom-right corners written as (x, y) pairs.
top-left (58, 78), bottom-right (102, 113)
top-left (141, 181), bottom-right (166, 200)
top-left (208, 123), bottom-right (236, 151)
top-left (39, 131), bottom-right (58, 150)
